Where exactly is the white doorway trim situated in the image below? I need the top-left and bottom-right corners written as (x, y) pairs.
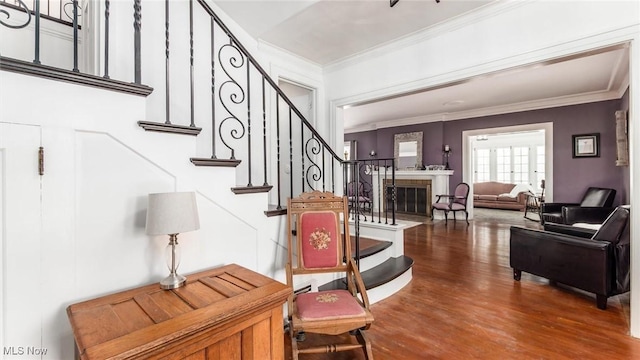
top-left (462, 122), bottom-right (553, 220)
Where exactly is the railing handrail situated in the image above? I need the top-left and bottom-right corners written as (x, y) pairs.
top-left (196, 0), bottom-right (343, 163)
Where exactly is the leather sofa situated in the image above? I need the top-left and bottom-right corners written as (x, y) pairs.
top-left (473, 181), bottom-right (530, 211)
top-left (541, 187), bottom-right (616, 224)
top-left (510, 206), bottom-right (630, 309)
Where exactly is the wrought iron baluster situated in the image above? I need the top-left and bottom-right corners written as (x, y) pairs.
top-left (300, 122), bottom-right (304, 193)
top-left (304, 136), bottom-right (322, 191)
top-left (331, 160), bottom-right (335, 193)
top-left (246, 57), bottom-right (252, 187)
top-left (262, 77), bottom-right (268, 186)
top-left (384, 165), bottom-right (389, 225)
top-left (354, 163), bottom-right (361, 267)
top-left (164, 0), bottom-right (170, 124)
top-left (72, 0), bottom-right (78, 72)
top-left (377, 160), bottom-right (382, 223)
top-left (0, 0), bottom-right (31, 30)
top-left (34, 0), bottom-right (40, 64)
top-left (218, 38), bottom-right (246, 160)
top-left (133, 0), bottom-right (142, 84)
top-left (391, 162), bottom-right (396, 225)
top-left (276, 94), bottom-right (282, 209)
top-left (189, 0), bottom-right (195, 127)
top-left (343, 163), bottom-right (348, 198)
top-left (210, 18), bottom-right (216, 158)
top-left (289, 107), bottom-right (293, 200)
top-left (104, 0), bottom-right (110, 78)
top-left (321, 149), bottom-right (325, 192)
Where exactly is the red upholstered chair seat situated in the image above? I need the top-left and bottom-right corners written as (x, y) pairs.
top-left (296, 290), bottom-right (366, 321)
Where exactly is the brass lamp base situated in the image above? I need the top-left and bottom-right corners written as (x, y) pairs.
top-left (160, 273), bottom-right (186, 290)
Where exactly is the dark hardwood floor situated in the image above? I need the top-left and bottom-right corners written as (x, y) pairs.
top-left (286, 209), bottom-right (640, 359)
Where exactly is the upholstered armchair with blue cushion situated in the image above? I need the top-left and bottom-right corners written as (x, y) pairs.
top-left (541, 186), bottom-right (616, 225)
top-left (510, 206), bottom-right (630, 309)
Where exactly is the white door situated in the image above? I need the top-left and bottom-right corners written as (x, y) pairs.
top-left (0, 123), bottom-right (43, 357)
top-left (277, 80), bottom-right (316, 200)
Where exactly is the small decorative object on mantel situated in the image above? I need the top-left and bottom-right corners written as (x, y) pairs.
top-left (443, 144), bottom-right (452, 170)
top-left (572, 133), bottom-right (600, 158)
top-left (615, 110), bottom-right (629, 166)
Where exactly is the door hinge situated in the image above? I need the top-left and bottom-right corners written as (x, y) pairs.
top-left (38, 146), bottom-right (44, 175)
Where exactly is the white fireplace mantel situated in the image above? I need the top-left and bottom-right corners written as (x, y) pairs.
top-left (370, 170), bottom-right (454, 216)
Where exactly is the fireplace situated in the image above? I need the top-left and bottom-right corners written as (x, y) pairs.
top-left (372, 169), bottom-right (453, 219)
top-left (385, 179), bottom-right (432, 216)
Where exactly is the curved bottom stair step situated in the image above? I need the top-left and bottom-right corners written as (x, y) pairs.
top-left (319, 255), bottom-right (414, 292)
top-left (355, 238), bottom-right (392, 259)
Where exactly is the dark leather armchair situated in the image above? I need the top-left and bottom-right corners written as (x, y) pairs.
top-left (541, 187), bottom-right (616, 225)
top-left (510, 206), bottom-right (630, 309)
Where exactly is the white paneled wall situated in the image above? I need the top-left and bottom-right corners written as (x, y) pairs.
top-left (0, 71), bottom-right (288, 359)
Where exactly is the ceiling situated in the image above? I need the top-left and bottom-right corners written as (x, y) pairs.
top-left (214, 0), bottom-right (494, 65)
top-left (213, 1), bottom-right (630, 133)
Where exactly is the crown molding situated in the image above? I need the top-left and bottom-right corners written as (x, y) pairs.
top-left (344, 89), bottom-right (624, 134)
top-left (258, 40), bottom-right (323, 72)
top-left (324, 0), bottom-right (526, 74)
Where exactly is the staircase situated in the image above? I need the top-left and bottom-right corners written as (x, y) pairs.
top-left (0, 1), bottom-right (412, 356)
top-left (320, 237), bottom-right (414, 304)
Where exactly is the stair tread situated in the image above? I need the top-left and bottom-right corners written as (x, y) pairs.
top-left (138, 121), bottom-right (201, 135)
top-left (318, 255), bottom-right (414, 291)
top-left (353, 238), bottom-right (392, 259)
top-left (191, 158), bottom-right (240, 167)
top-left (265, 205), bottom-right (287, 217)
top-left (231, 185), bottom-right (273, 194)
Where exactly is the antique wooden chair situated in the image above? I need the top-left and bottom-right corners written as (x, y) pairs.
top-left (286, 191), bottom-right (374, 360)
top-left (431, 182), bottom-right (470, 224)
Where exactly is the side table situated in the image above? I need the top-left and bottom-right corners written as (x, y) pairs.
top-left (67, 264), bottom-right (290, 360)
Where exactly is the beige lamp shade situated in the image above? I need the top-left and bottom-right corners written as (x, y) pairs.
top-left (146, 192), bottom-right (200, 235)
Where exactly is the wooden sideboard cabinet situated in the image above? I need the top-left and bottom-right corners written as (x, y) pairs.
top-left (67, 264), bottom-right (290, 360)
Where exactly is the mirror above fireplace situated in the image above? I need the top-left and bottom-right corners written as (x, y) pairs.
top-left (394, 131), bottom-right (423, 169)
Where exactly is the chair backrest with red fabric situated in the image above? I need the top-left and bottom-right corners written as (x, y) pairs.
top-left (287, 191), bottom-right (350, 274)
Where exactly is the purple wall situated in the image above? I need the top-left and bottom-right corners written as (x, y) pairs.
top-left (345, 98), bottom-right (628, 205)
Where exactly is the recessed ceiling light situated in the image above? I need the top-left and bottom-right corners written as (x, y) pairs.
top-left (443, 100), bottom-right (465, 106)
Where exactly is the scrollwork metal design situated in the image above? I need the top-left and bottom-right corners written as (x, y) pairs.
top-left (305, 136), bottom-right (323, 190)
top-left (218, 42), bottom-right (247, 159)
top-left (63, 1), bottom-right (82, 21)
top-left (0, 0), bottom-right (31, 29)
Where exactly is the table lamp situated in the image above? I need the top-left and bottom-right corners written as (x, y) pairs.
top-left (146, 191), bottom-right (200, 289)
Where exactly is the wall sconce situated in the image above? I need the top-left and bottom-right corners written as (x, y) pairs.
top-left (443, 145), bottom-right (451, 170)
top-left (369, 150), bottom-right (377, 158)
top-left (146, 191), bottom-right (200, 290)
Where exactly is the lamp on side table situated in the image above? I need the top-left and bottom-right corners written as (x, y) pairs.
top-left (146, 191), bottom-right (200, 289)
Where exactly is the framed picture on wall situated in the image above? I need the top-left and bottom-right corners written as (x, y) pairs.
top-left (572, 133), bottom-right (600, 158)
